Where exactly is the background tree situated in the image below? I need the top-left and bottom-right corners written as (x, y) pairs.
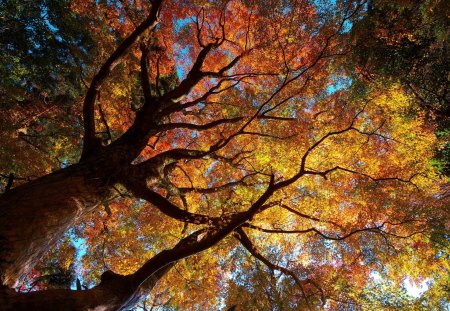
top-left (0, 0), bottom-right (448, 310)
top-left (350, 0), bottom-right (450, 175)
top-left (0, 0), bottom-right (96, 182)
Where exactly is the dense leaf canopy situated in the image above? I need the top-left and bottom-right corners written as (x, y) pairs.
top-left (0, 0), bottom-right (448, 310)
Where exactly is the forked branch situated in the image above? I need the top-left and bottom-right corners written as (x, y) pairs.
top-left (81, 0), bottom-right (163, 158)
top-left (234, 227), bottom-right (324, 308)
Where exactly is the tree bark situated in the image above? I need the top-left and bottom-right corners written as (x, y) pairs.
top-left (0, 162), bottom-right (111, 287)
top-left (0, 235), bottom-right (177, 311)
top-left (1, 271), bottom-right (136, 311)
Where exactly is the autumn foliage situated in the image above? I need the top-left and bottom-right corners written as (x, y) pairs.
top-left (0, 0), bottom-right (448, 310)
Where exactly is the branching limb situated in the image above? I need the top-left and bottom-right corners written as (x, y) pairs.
top-left (157, 77), bottom-right (239, 116)
top-left (129, 179), bottom-right (278, 291)
top-left (258, 115), bottom-right (296, 121)
top-left (351, 120), bottom-right (403, 145)
top-left (158, 117), bottom-right (245, 132)
top-left (277, 203), bottom-right (343, 228)
top-left (243, 219), bottom-right (424, 240)
top-left (159, 8), bottom-right (247, 107)
top-left (299, 121), bottom-right (358, 173)
top-left (124, 228), bottom-right (209, 307)
top-left (133, 130), bottom-right (248, 176)
top-left (160, 102), bottom-right (296, 132)
top-left (243, 223), bottom-right (381, 240)
top-left (122, 172), bottom-right (346, 307)
top-left (162, 49), bottom-right (248, 105)
top-left (194, 7), bottom-right (206, 48)
top-left (178, 172), bottom-right (258, 194)
top-left (304, 166), bottom-right (420, 185)
top-left (241, 131), bottom-right (297, 140)
top-left (234, 228), bottom-right (324, 308)
top-left (125, 181), bottom-right (212, 225)
top-left (81, 0), bottom-right (163, 159)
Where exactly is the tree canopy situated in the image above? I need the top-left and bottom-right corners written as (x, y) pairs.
top-left (0, 0), bottom-right (448, 310)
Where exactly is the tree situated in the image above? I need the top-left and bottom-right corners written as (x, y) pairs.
top-left (0, 0), bottom-right (98, 185)
top-left (0, 0), bottom-right (448, 310)
top-left (350, 0), bottom-right (450, 175)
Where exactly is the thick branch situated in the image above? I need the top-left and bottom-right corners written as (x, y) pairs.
top-left (81, 0), bottom-right (163, 158)
top-left (130, 179), bottom-right (278, 291)
top-left (126, 182), bottom-right (212, 224)
top-left (162, 43), bottom-right (216, 103)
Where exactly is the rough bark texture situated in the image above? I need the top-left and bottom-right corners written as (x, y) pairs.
top-left (0, 237), bottom-right (176, 310)
top-left (0, 162), bottom-right (110, 287)
top-left (0, 272), bottom-right (134, 311)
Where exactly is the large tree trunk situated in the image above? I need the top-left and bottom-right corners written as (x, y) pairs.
top-left (0, 272), bottom-right (153, 311)
top-left (0, 161), bottom-right (111, 287)
top-left (0, 269), bottom-right (167, 311)
top-left (0, 226), bottom-right (228, 310)
top-left (0, 238), bottom-right (177, 311)
top-left (0, 272), bottom-right (134, 311)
